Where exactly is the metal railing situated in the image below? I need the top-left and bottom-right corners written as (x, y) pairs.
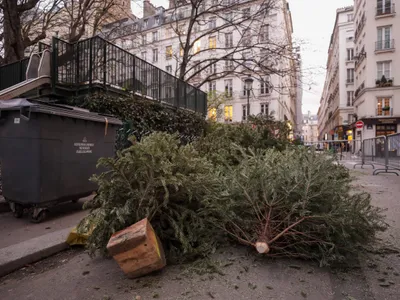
top-left (0, 58), bottom-right (30, 90)
top-left (354, 134), bottom-right (400, 176)
top-left (0, 36), bottom-right (207, 116)
top-left (375, 39), bottom-right (395, 51)
top-left (303, 140), bottom-right (361, 162)
top-left (52, 36), bottom-right (207, 115)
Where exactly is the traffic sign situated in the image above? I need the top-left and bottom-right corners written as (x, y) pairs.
top-left (355, 121), bottom-right (364, 129)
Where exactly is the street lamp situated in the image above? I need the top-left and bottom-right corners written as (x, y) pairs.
top-left (244, 76), bottom-right (253, 120)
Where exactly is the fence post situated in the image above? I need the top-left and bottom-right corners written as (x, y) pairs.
top-left (133, 56), bottom-right (136, 92)
top-left (76, 42), bottom-right (80, 88)
top-left (51, 37), bottom-right (58, 92)
top-left (89, 38), bottom-right (93, 89)
top-left (194, 90), bottom-right (198, 113)
top-left (184, 83), bottom-right (187, 108)
top-left (158, 69), bottom-right (162, 102)
top-left (103, 40), bottom-right (107, 87)
top-left (384, 136), bottom-right (389, 170)
top-left (175, 80), bottom-right (179, 108)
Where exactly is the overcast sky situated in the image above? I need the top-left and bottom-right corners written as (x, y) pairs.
top-left (131, 0), bottom-right (354, 114)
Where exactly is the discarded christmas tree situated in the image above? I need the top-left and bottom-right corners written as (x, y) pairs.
top-left (205, 146), bottom-right (387, 266)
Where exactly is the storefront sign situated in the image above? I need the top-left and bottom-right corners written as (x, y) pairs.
top-left (367, 124), bottom-right (373, 130)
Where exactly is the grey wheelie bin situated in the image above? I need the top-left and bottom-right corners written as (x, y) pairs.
top-left (0, 99), bottom-right (122, 222)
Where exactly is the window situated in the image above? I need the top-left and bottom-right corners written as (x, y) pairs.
top-left (152, 31), bottom-right (158, 42)
top-left (347, 91), bottom-right (354, 106)
top-left (260, 77), bottom-right (270, 94)
top-left (242, 29), bottom-right (251, 46)
top-left (260, 103), bottom-right (269, 115)
top-left (193, 24), bottom-right (199, 33)
top-left (376, 125), bottom-right (397, 136)
top-left (377, 97), bottom-right (391, 116)
top-left (193, 61), bottom-right (201, 74)
top-left (166, 65), bottom-right (172, 73)
top-left (260, 25), bottom-right (269, 42)
top-left (209, 36), bottom-right (217, 49)
top-left (166, 46), bottom-right (173, 59)
top-left (225, 33), bottom-right (233, 48)
top-left (347, 48), bottom-right (354, 61)
top-left (224, 79), bottom-right (233, 97)
top-left (212, 0), bottom-right (218, 5)
top-left (165, 28), bottom-right (173, 39)
top-left (243, 51), bottom-right (251, 68)
top-left (347, 68), bottom-right (354, 83)
top-left (242, 105), bottom-right (248, 121)
top-left (142, 34), bottom-right (147, 45)
top-left (209, 17), bottom-right (217, 29)
top-left (224, 105), bottom-right (233, 122)
top-left (242, 8), bottom-right (250, 18)
top-left (225, 56), bottom-right (234, 70)
top-left (143, 19), bottom-right (148, 27)
top-left (225, 12), bottom-right (233, 23)
top-left (141, 51), bottom-right (147, 61)
top-left (377, 0), bottom-right (393, 15)
top-left (152, 48), bottom-right (158, 63)
top-left (154, 16), bottom-right (159, 25)
top-left (377, 61), bottom-right (391, 79)
top-left (347, 14), bottom-right (354, 22)
top-left (209, 62), bottom-right (217, 74)
top-left (208, 108), bottom-right (217, 120)
top-left (377, 26), bottom-right (392, 50)
top-left (209, 81), bottom-right (216, 93)
top-left (180, 45), bottom-right (185, 57)
top-left (193, 40), bottom-right (201, 54)
top-left (347, 114), bottom-right (353, 124)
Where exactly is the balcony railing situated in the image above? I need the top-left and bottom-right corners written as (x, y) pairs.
top-left (376, 4), bottom-right (396, 16)
top-left (346, 78), bottom-right (354, 84)
top-left (376, 108), bottom-right (393, 117)
top-left (376, 77), bottom-right (394, 88)
top-left (375, 39), bottom-right (395, 51)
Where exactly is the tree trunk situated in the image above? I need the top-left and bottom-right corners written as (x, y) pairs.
top-left (2, 0), bottom-right (26, 64)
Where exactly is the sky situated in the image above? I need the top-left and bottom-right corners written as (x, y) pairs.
top-left (130, 0), bottom-right (354, 115)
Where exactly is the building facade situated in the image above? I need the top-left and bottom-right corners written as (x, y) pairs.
top-left (302, 111), bottom-right (318, 144)
top-left (318, 6), bottom-right (355, 142)
top-left (102, 0), bottom-right (301, 131)
top-left (352, 0), bottom-right (400, 145)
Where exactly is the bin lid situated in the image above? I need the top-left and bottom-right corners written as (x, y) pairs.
top-left (0, 99), bottom-right (122, 126)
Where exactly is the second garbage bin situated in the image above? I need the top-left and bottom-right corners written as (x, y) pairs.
top-left (0, 99), bottom-right (122, 222)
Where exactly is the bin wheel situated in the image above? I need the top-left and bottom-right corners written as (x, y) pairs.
top-left (30, 210), bottom-right (47, 223)
top-left (12, 204), bottom-right (24, 218)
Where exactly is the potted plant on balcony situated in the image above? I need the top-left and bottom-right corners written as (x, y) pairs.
top-left (387, 79), bottom-right (393, 87)
top-left (380, 75), bottom-right (387, 87)
top-left (376, 79), bottom-right (381, 87)
top-left (382, 106), bottom-right (390, 111)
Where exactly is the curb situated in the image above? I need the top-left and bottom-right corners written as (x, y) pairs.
top-left (0, 196), bottom-right (10, 213)
top-left (0, 227), bottom-right (72, 277)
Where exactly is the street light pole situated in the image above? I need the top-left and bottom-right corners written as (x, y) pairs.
top-left (244, 76), bottom-right (253, 121)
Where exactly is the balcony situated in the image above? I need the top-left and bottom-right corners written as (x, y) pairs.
top-left (376, 77), bottom-right (394, 88)
top-left (375, 39), bottom-right (395, 52)
top-left (376, 107), bottom-right (393, 117)
top-left (346, 78), bottom-right (354, 85)
top-left (376, 4), bottom-right (396, 17)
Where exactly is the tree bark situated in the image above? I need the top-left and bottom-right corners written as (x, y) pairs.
top-left (2, 0), bottom-right (25, 64)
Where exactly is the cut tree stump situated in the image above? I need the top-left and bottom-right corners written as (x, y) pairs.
top-left (106, 218), bottom-right (166, 278)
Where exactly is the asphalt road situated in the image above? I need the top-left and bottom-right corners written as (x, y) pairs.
top-left (0, 197), bottom-right (90, 249)
top-left (0, 164), bottom-right (399, 300)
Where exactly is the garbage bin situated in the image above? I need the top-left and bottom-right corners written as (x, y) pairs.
top-left (0, 99), bottom-right (122, 222)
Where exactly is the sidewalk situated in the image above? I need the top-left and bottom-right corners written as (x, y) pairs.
top-left (0, 166), bottom-right (399, 299)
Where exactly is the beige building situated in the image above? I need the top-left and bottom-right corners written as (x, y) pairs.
top-left (318, 6), bottom-right (355, 142)
top-left (101, 0), bottom-right (301, 128)
top-left (352, 0), bottom-right (400, 146)
top-left (302, 112), bottom-right (318, 144)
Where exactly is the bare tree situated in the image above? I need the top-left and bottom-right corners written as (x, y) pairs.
top-left (0, 0), bottom-right (124, 65)
top-left (158, 0), bottom-right (300, 92)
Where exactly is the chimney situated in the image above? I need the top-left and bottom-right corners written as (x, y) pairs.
top-left (143, 0), bottom-right (156, 18)
top-left (169, 0), bottom-right (177, 8)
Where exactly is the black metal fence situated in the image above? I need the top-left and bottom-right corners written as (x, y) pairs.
top-left (0, 36), bottom-right (207, 116)
top-left (0, 58), bottom-right (30, 90)
top-left (52, 36), bottom-right (207, 115)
